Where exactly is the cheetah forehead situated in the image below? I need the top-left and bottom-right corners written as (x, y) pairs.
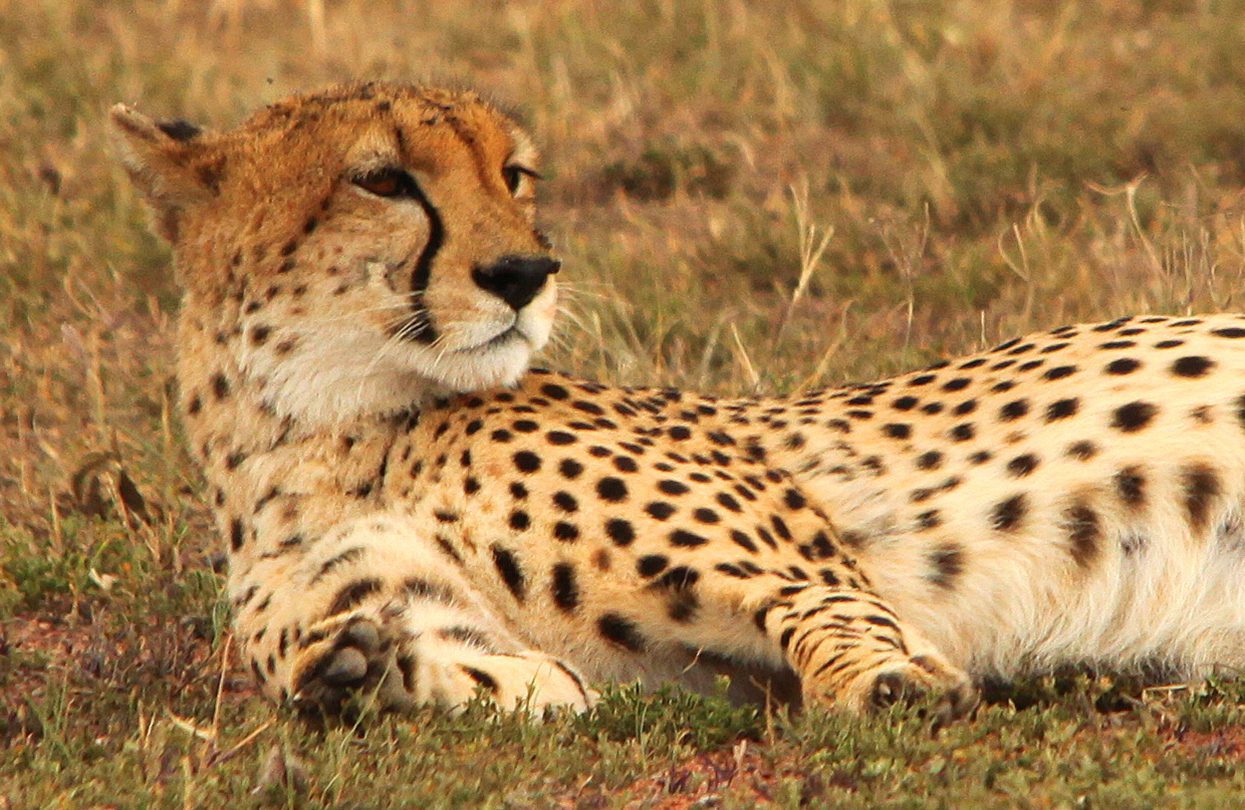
top-left (234, 81), bottom-right (534, 161)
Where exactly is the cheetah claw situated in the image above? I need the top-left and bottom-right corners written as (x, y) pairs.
top-left (292, 616), bottom-right (406, 715)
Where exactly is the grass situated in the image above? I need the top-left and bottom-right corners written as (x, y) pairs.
top-left (3, 0), bottom-right (1245, 805)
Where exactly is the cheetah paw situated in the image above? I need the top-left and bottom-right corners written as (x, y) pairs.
top-left (807, 652), bottom-right (978, 727)
top-left (289, 614), bottom-right (595, 717)
top-left (419, 650), bottom-right (598, 715)
top-left (291, 615), bottom-right (410, 715)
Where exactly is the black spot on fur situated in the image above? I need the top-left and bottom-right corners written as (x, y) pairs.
top-left (1105, 358), bottom-right (1141, 375)
top-left (670, 529), bottom-right (709, 547)
top-left (212, 373), bottom-right (230, 400)
top-left (668, 425), bottom-right (692, 440)
top-left (653, 565), bottom-right (699, 591)
top-left (573, 400), bottom-right (605, 416)
top-left (637, 555), bottom-right (669, 577)
top-left (553, 491), bottom-right (579, 513)
top-left (1182, 464), bottom-right (1220, 532)
top-left (658, 479), bottom-right (690, 496)
top-left (1067, 440), bottom-right (1098, 460)
top-left (783, 489), bottom-right (807, 510)
top-left (729, 529), bottom-right (758, 553)
top-left (1043, 366), bottom-right (1077, 381)
top-left (605, 518), bottom-right (635, 546)
top-left (1064, 502), bottom-right (1100, 568)
top-left (613, 456), bottom-right (639, 473)
top-left (1111, 401), bottom-right (1157, 432)
top-left (916, 450), bottom-right (943, 470)
top-left (229, 518), bottom-right (244, 551)
top-left (597, 476), bottom-right (628, 502)
top-left (999, 399), bottom-right (1029, 421)
top-left (1045, 398), bottom-right (1078, 421)
top-left (1115, 466), bottom-right (1145, 508)
top-left (491, 545), bottom-right (526, 601)
top-left (949, 423), bottom-right (975, 441)
top-left (513, 451), bottom-right (541, 473)
top-left (327, 578), bottom-right (383, 616)
top-left (554, 521), bottom-right (580, 542)
top-left (1007, 454), bottom-right (1039, 477)
top-left (928, 544), bottom-right (963, 588)
top-left (990, 494), bottom-right (1027, 531)
top-left (598, 613), bottom-right (646, 651)
top-left (312, 546), bottom-right (366, 584)
top-left (883, 423), bottom-right (912, 439)
top-left (551, 563), bottom-right (580, 611)
top-left (645, 501), bottom-right (676, 520)
top-left (694, 507), bottom-right (721, 524)
top-left (1212, 327), bottom-right (1245, 338)
top-left (463, 667), bottom-right (499, 693)
top-left (404, 576), bottom-right (457, 604)
top-left (1171, 356), bottom-right (1215, 377)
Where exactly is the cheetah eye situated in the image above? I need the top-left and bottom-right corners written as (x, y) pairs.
top-left (353, 167), bottom-right (413, 198)
top-left (502, 164), bottom-right (540, 196)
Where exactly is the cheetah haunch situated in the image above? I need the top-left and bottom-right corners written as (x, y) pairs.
top-left (112, 81), bottom-right (1245, 724)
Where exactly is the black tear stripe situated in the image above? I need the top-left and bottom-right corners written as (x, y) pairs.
top-left (402, 179), bottom-right (446, 344)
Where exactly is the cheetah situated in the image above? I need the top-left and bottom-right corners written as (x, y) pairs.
top-left (111, 80), bottom-right (1245, 723)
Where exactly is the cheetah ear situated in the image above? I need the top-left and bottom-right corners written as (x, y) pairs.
top-left (109, 103), bottom-right (224, 242)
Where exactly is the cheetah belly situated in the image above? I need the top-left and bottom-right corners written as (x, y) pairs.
top-left (781, 319), bottom-right (1245, 680)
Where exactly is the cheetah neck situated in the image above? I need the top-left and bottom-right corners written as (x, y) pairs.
top-left (177, 307), bottom-right (412, 568)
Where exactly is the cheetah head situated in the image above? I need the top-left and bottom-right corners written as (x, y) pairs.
top-left (111, 82), bottom-right (557, 424)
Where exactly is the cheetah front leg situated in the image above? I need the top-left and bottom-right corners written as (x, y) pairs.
top-left (766, 583), bottom-right (975, 720)
top-left (289, 598), bottom-right (595, 716)
top-left (234, 518), bottom-right (594, 717)
top-left (725, 576), bottom-right (976, 721)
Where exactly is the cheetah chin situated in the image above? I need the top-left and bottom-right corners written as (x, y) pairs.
top-left (112, 80), bottom-right (1245, 728)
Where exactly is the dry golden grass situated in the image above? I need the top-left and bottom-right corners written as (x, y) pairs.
top-left (5, 0), bottom-right (1245, 805)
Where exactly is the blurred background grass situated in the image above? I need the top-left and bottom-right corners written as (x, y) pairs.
top-left (4, 0), bottom-right (1245, 805)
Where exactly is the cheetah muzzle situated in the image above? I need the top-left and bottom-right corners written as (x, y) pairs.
top-left (112, 80), bottom-right (1245, 731)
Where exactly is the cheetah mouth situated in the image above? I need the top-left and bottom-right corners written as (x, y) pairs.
top-left (456, 323), bottom-right (525, 354)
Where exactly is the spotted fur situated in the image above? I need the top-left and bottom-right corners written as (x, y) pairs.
top-left (112, 81), bottom-right (1245, 721)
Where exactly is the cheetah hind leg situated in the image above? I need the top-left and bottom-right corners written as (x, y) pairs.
top-left (290, 604), bottom-right (596, 718)
top-left (760, 584), bottom-right (977, 727)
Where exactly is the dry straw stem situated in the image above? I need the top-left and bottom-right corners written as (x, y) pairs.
top-left (771, 180), bottom-right (834, 352)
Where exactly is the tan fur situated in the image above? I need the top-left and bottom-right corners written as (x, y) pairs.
top-left (113, 81), bottom-right (1245, 721)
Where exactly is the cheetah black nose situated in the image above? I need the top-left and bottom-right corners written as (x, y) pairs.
top-left (471, 255), bottom-right (560, 311)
